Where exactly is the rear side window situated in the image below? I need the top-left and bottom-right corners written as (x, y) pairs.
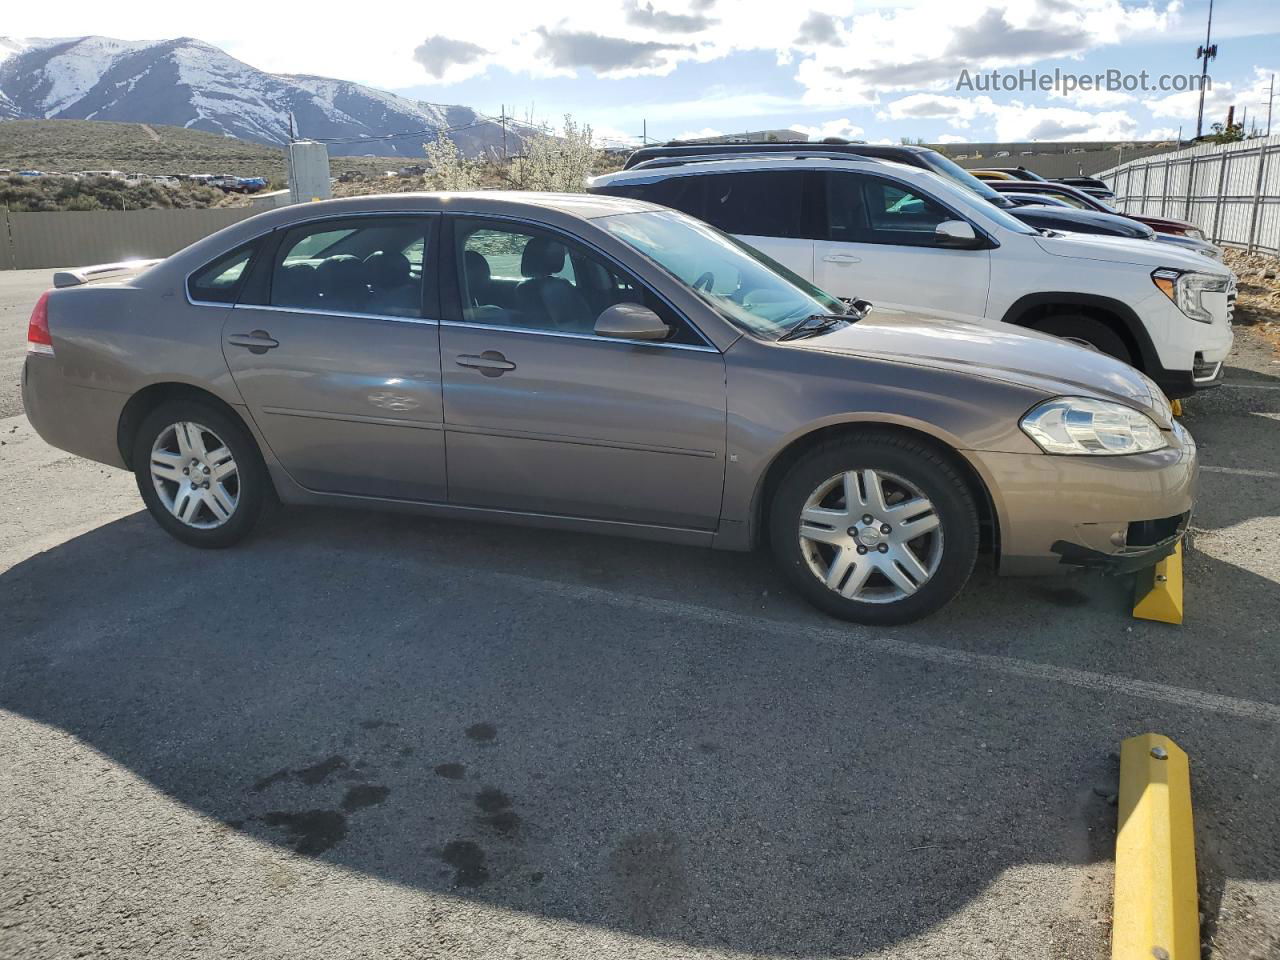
top-left (700, 171), bottom-right (806, 238)
top-left (187, 242), bottom-right (257, 304)
top-left (269, 217), bottom-right (429, 318)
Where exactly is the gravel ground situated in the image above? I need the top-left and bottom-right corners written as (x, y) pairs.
top-left (1, 268), bottom-right (1278, 960)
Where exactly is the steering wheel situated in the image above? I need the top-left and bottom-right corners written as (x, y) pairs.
top-left (692, 271), bottom-right (715, 292)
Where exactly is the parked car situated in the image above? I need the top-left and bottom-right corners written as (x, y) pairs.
top-left (971, 170), bottom-right (1017, 181)
top-left (23, 193), bottom-right (1196, 625)
top-left (984, 180), bottom-right (1205, 240)
top-left (1008, 204), bottom-right (1157, 240)
top-left (1053, 176), bottom-right (1117, 202)
top-left (983, 195), bottom-right (1222, 258)
top-left (974, 166), bottom-right (1049, 182)
top-left (591, 154), bottom-right (1235, 396)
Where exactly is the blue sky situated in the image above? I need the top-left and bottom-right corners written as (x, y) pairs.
top-left (11, 0), bottom-right (1280, 144)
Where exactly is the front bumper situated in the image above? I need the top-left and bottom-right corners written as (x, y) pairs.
top-left (968, 420), bottom-right (1197, 576)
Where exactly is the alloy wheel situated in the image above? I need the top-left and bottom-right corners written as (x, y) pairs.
top-left (149, 421), bottom-right (240, 529)
top-left (798, 468), bottom-right (944, 603)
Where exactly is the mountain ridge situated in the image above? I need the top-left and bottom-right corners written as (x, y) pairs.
top-left (0, 35), bottom-right (531, 157)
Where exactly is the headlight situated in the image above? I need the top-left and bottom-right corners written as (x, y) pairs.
top-left (1021, 397), bottom-right (1167, 455)
top-left (1152, 268), bottom-right (1228, 323)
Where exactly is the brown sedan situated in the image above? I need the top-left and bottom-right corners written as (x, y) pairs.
top-left (22, 192), bottom-right (1195, 623)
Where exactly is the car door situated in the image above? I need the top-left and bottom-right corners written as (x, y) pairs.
top-left (812, 171), bottom-right (991, 320)
top-left (440, 217), bottom-right (727, 531)
top-left (222, 214), bottom-right (447, 502)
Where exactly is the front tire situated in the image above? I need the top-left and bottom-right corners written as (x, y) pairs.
top-left (1031, 313), bottom-right (1133, 366)
top-left (769, 434), bottom-right (979, 625)
top-left (132, 400), bottom-right (269, 548)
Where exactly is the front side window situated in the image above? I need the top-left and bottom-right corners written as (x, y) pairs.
top-left (269, 217), bottom-right (428, 317)
top-left (455, 220), bottom-right (700, 344)
top-left (600, 209), bottom-right (845, 339)
top-left (826, 174), bottom-right (958, 247)
top-left (188, 241), bottom-right (257, 304)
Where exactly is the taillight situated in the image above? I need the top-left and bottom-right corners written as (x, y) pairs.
top-left (27, 291), bottom-right (53, 357)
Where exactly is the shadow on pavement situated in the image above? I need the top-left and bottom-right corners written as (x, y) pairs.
top-left (1, 507), bottom-right (1277, 956)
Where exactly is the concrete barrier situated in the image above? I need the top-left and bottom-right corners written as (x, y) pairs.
top-left (1, 208), bottom-right (262, 270)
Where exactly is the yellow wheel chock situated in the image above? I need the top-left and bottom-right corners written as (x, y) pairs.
top-left (1132, 543), bottom-right (1184, 625)
top-left (1112, 734), bottom-right (1198, 960)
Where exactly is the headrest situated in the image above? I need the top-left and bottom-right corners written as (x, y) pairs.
top-left (520, 237), bottom-right (567, 278)
top-left (464, 249), bottom-right (491, 286)
top-left (364, 251), bottom-right (411, 288)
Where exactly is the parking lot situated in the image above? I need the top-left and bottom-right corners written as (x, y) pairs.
top-left (1, 265), bottom-right (1278, 958)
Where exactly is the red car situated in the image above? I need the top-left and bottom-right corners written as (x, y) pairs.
top-left (985, 181), bottom-right (1205, 239)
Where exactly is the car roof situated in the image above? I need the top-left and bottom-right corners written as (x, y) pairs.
top-left (621, 140), bottom-right (930, 170)
top-left (591, 154), bottom-right (924, 186)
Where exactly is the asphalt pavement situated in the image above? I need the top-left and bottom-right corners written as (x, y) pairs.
top-left (1, 267), bottom-right (1277, 959)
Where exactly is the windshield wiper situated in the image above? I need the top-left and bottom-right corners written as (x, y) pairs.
top-left (779, 313), bottom-right (851, 341)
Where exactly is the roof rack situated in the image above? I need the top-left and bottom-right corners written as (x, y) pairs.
top-left (626, 151), bottom-right (881, 172)
top-left (622, 140), bottom-right (923, 171)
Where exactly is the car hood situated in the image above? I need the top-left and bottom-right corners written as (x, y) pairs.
top-left (1032, 231), bottom-right (1232, 274)
top-left (790, 309), bottom-right (1168, 417)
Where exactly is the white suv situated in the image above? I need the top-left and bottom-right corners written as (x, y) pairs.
top-left (589, 155), bottom-right (1235, 397)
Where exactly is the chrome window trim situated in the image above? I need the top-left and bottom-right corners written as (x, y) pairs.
top-left (447, 211), bottom-right (719, 352)
top-left (232, 302), bottom-right (439, 325)
top-left (439, 318), bottom-right (718, 352)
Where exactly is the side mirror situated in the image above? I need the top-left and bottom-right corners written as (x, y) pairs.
top-left (934, 219), bottom-right (982, 248)
top-left (594, 303), bottom-right (671, 341)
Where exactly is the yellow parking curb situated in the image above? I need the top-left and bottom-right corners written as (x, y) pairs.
top-left (1112, 734), bottom-right (1198, 960)
top-left (1133, 543), bottom-right (1184, 625)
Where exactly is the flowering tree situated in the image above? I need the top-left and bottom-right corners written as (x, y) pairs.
top-left (508, 115), bottom-right (596, 193)
top-left (423, 134), bottom-right (481, 190)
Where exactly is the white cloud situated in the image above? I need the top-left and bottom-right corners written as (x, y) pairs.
top-left (877, 93), bottom-right (990, 128)
top-left (1047, 87), bottom-right (1135, 108)
top-left (674, 126), bottom-right (724, 140)
top-left (790, 117), bottom-right (865, 141)
top-left (935, 133), bottom-right (970, 143)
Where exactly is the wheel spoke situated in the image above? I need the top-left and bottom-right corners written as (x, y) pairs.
top-left (893, 543), bottom-right (931, 584)
top-left (209, 482), bottom-right (236, 517)
top-left (211, 458), bottom-right (238, 482)
top-left (897, 511), bottom-right (940, 539)
top-left (839, 559), bottom-right (875, 599)
top-left (150, 451), bottom-right (185, 482)
top-left (880, 557), bottom-right (920, 595)
top-left (173, 423), bottom-right (195, 459)
top-left (824, 547), bottom-right (856, 590)
top-left (859, 469), bottom-right (891, 515)
top-left (203, 489), bottom-right (231, 523)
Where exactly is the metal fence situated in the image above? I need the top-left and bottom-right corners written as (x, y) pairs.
top-left (1096, 134), bottom-right (1280, 255)
top-left (0, 207), bottom-right (262, 271)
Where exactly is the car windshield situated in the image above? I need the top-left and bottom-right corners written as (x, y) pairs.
top-left (598, 209), bottom-right (847, 338)
top-left (916, 151), bottom-right (1014, 206)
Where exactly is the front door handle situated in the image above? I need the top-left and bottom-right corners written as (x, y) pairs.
top-left (456, 351), bottom-right (516, 378)
top-left (822, 254), bottom-right (862, 264)
top-left (226, 331), bottom-right (280, 353)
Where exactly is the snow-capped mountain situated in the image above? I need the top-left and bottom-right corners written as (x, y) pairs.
top-left (0, 36), bottom-right (532, 157)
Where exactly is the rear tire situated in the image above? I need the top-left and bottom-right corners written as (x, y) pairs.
top-left (769, 434), bottom-right (979, 625)
top-left (1031, 313), bottom-right (1133, 365)
top-left (131, 400), bottom-right (269, 548)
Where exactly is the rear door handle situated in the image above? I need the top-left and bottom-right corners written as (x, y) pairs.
top-left (226, 331), bottom-right (280, 353)
top-left (456, 351), bottom-right (516, 377)
top-left (822, 254), bottom-right (862, 264)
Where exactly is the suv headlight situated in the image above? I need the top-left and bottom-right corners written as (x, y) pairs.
top-left (1152, 268), bottom-right (1228, 323)
top-left (1021, 398), bottom-right (1167, 455)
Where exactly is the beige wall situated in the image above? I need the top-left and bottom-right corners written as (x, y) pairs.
top-left (1, 208), bottom-right (263, 270)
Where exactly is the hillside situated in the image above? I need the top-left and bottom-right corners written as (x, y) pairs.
top-left (0, 119), bottom-right (406, 181)
top-left (0, 36), bottom-right (534, 158)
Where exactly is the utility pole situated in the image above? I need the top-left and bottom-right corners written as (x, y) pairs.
top-left (1194, 0), bottom-right (1218, 139)
top-left (1267, 73), bottom-right (1275, 137)
top-left (500, 104), bottom-right (508, 160)
top-left (642, 119), bottom-right (647, 145)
